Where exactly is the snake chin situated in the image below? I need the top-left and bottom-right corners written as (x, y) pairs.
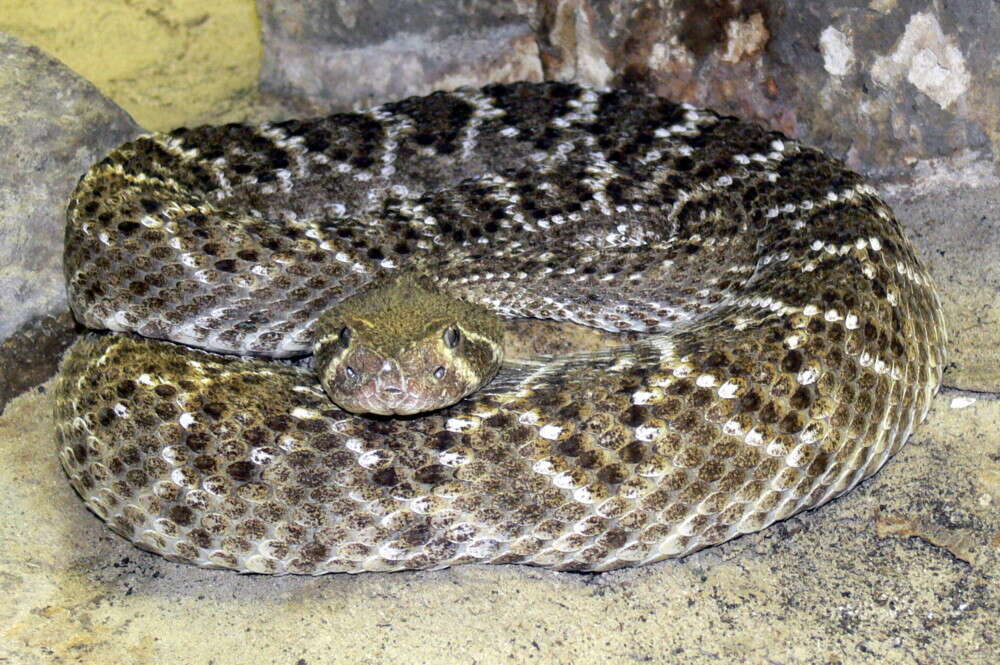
top-left (317, 338), bottom-right (485, 416)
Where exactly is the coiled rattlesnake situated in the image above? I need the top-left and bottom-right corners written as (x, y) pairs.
top-left (54, 82), bottom-right (947, 574)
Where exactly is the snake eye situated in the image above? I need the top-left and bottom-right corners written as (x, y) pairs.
top-left (338, 326), bottom-right (352, 346)
top-left (433, 366), bottom-right (446, 380)
top-left (345, 366), bottom-right (359, 381)
top-left (443, 326), bottom-right (460, 349)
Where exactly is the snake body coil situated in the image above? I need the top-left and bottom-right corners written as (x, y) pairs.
top-left (54, 82), bottom-right (946, 573)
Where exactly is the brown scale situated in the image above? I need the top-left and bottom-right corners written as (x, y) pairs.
top-left (56, 83), bottom-right (946, 573)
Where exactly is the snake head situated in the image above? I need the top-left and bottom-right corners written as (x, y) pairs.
top-left (313, 273), bottom-right (504, 416)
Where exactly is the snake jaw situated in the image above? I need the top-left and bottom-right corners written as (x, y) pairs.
top-left (317, 331), bottom-right (501, 415)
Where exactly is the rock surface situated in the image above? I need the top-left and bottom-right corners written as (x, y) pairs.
top-left (537, 0), bottom-right (1000, 183)
top-left (886, 186), bottom-right (1000, 393)
top-left (258, 0), bottom-right (542, 112)
top-left (0, 32), bottom-right (141, 408)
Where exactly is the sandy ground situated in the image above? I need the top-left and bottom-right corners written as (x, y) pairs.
top-left (1, 185), bottom-right (997, 665)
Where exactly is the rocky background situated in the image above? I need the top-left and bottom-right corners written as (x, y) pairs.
top-left (1, 2), bottom-right (997, 664)
top-left (260, 0), bottom-right (999, 184)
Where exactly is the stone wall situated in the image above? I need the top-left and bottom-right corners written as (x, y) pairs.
top-left (4, 0), bottom-right (996, 179)
top-left (259, 0), bottom-right (999, 184)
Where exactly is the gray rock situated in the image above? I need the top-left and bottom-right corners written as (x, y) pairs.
top-left (258, 0), bottom-right (542, 110)
top-left (0, 311), bottom-right (76, 412)
top-left (257, 1), bottom-right (1000, 181)
top-left (0, 33), bottom-right (141, 341)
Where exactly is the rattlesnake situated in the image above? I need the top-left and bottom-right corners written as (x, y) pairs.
top-left (54, 82), bottom-right (947, 574)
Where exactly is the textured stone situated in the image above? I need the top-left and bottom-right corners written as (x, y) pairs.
top-left (258, 0), bottom-right (542, 110)
top-left (0, 33), bottom-right (141, 346)
top-left (535, 0), bottom-right (1000, 182)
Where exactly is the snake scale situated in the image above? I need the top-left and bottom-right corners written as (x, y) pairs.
top-left (54, 82), bottom-right (947, 574)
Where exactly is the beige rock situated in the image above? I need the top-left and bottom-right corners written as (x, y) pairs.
top-left (0, 0), bottom-right (261, 130)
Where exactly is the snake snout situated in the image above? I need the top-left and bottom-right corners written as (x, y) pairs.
top-left (368, 361), bottom-right (416, 413)
top-left (375, 360), bottom-right (406, 391)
